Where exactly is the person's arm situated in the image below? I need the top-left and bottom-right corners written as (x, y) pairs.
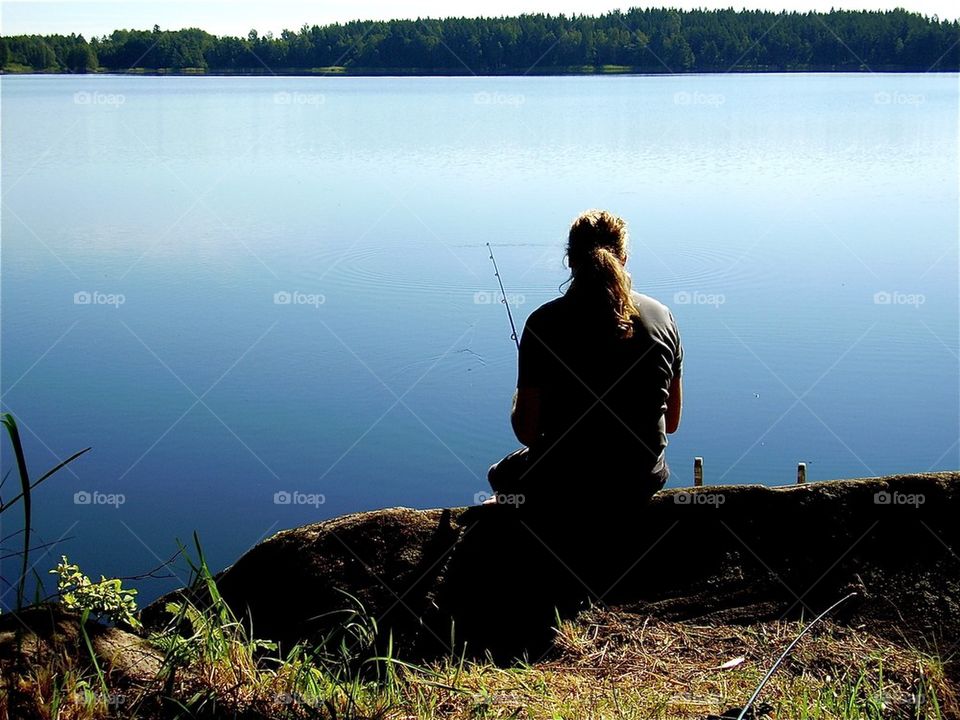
top-left (511, 311), bottom-right (547, 447)
top-left (665, 374), bottom-right (682, 434)
top-left (511, 387), bottom-right (541, 446)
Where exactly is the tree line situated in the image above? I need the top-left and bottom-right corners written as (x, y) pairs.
top-left (2, 8), bottom-right (957, 74)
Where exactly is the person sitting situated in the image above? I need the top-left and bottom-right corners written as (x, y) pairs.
top-left (487, 209), bottom-right (683, 512)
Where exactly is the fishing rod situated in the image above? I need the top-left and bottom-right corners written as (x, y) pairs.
top-left (486, 242), bottom-right (520, 352)
top-left (731, 592), bottom-right (857, 720)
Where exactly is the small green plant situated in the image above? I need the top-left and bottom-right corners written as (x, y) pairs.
top-left (51, 555), bottom-right (142, 631)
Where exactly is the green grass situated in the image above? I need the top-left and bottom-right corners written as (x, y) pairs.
top-left (1, 412), bottom-right (91, 611)
top-left (4, 590), bottom-right (953, 719)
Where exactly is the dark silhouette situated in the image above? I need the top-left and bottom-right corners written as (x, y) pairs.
top-left (487, 210), bottom-right (683, 514)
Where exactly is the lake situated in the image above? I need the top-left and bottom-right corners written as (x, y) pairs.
top-left (1, 73), bottom-right (957, 604)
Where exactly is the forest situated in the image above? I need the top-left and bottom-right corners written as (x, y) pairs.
top-left (1, 7), bottom-right (958, 74)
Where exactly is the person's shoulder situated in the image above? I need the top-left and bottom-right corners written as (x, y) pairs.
top-left (526, 295), bottom-right (568, 325)
top-left (631, 292), bottom-right (675, 322)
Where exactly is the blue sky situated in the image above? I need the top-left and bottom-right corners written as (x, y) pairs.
top-left (1, 0), bottom-right (956, 38)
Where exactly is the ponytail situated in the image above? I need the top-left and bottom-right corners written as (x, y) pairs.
top-left (566, 210), bottom-right (640, 339)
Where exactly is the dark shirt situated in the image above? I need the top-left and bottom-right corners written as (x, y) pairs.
top-left (517, 288), bottom-right (683, 478)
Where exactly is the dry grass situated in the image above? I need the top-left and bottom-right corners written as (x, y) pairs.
top-left (396, 608), bottom-right (955, 719)
top-left (2, 607), bottom-right (955, 719)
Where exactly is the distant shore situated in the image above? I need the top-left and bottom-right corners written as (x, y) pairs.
top-left (3, 63), bottom-right (956, 76)
top-left (4, 9), bottom-right (956, 77)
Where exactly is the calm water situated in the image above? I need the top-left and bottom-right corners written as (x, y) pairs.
top-left (2, 74), bottom-right (957, 604)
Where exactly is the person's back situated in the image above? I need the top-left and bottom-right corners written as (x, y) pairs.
top-left (521, 289), bottom-right (681, 476)
top-left (488, 210), bottom-right (683, 509)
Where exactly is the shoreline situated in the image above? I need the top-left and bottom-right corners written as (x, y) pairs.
top-left (3, 471), bottom-right (958, 718)
top-left (4, 64), bottom-right (958, 77)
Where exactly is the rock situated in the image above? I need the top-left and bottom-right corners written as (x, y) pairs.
top-left (143, 472), bottom-right (960, 668)
top-left (0, 604), bottom-right (164, 689)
